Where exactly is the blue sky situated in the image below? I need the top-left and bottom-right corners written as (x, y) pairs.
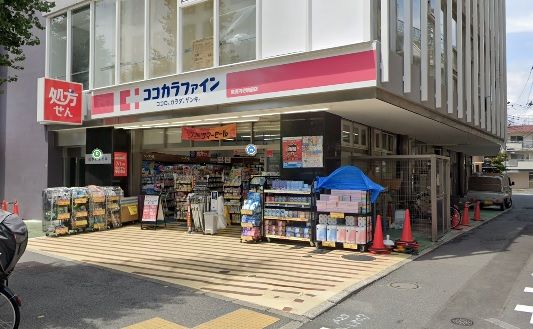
top-left (506, 0), bottom-right (533, 115)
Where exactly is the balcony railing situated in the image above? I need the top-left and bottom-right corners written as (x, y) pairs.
top-left (506, 141), bottom-right (533, 151)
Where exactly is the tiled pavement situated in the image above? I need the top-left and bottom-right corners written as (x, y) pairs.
top-left (28, 225), bottom-right (409, 317)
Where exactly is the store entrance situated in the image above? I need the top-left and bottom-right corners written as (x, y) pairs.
top-left (64, 147), bottom-right (85, 187)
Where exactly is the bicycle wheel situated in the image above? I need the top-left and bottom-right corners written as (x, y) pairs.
top-left (0, 287), bottom-right (19, 329)
top-left (450, 206), bottom-right (461, 229)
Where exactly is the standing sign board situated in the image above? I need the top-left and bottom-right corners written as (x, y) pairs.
top-left (37, 77), bottom-right (83, 125)
top-left (141, 195), bottom-right (163, 229)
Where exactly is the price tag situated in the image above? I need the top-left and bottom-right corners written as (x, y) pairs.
top-left (127, 205), bottom-right (138, 215)
top-left (322, 241), bottom-right (336, 247)
top-left (343, 243), bottom-right (358, 250)
top-left (330, 212), bottom-right (345, 218)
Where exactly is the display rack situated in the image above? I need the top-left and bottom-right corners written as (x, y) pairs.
top-left (42, 188), bottom-right (71, 236)
top-left (315, 189), bottom-right (372, 251)
top-left (87, 185), bottom-right (107, 231)
top-left (104, 186), bottom-right (123, 228)
top-left (224, 168), bottom-right (244, 224)
top-left (174, 175), bottom-right (193, 221)
top-left (70, 187), bottom-right (90, 233)
top-left (263, 180), bottom-right (314, 246)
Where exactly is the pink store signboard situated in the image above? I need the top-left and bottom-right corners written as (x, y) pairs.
top-left (90, 46), bottom-right (377, 119)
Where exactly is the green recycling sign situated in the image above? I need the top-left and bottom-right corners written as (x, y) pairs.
top-left (91, 148), bottom-right (103, 160)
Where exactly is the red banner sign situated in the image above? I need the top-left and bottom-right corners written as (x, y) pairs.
top-left (182, 124), bottom-right (236, 141)
top-left (37, 77), bottom-right (83, 125)
top-left (113, 152), bottom-right (128, 177)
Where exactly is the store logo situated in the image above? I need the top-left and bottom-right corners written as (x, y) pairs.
top-left (245, 144), bottom-right (257, 156)
top-left (92, 148), bottom-right (103, 160)
top-left (120, 88), bottom-right (141, 111)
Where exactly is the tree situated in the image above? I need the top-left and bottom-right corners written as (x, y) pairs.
top-left (0, 0), bottom-right (54, 87)
top-left (485, 152), bottom-right (508, 174)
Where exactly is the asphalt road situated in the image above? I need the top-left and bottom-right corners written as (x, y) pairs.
top-left (301, 193), bottom-right (533, 329)
top-left (10, 252), bottom-right (293, 329)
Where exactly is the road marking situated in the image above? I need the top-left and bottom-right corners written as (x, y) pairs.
top-left (514, 305), bottom-right (533, 324)
top-left (485, 318), bottom-right (521, 329)
top-left (525, 287), bottom-right (533, 293)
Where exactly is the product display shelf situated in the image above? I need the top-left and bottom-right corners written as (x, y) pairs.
top-left (315, 189), bottom-right (373, 251)
top-left (104, 186), bottom-right (123, 228)
top-left (87, 186), bottom-right (107, 231)
top-left (70, 187), bottom-right (90, 233)
top-left (174, 175), bottom-right (193, 222)
top-left (42, 187), bottom-right (72, 236)
top-left (263, 180), bottom-right (314, 246)
top-left (224, 168), bottom-right (244, 224)
top-left (240, 192), bottom-right (262, 242)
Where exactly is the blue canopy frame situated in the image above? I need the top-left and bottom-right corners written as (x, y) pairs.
top-left (315, 166), bottom-right (384, 203)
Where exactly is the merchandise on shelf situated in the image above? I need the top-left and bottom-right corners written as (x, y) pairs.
top-left (70, 187), bottom-right (90, 233)
top-left (262, 180), bottom-right (313, 244)
top-left (87, 185), bottom-right (107, 231)
top-left (104, 186), bottom-right (123, 228)
top-left (315, 189), bottom-right (372, 250)
top-left (224, 168), bottom-right (244, 224)
top-left (240, 192), bottom-right (262, 241)
top-left (42, 187), bottom-right (72, 236)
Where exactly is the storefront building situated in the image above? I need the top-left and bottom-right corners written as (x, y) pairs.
top-left (1, 0), bottom-right (506, 228)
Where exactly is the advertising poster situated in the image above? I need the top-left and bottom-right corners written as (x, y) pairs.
top-left (113, 152), bottom-right (128, 177)
top-left (182, 124), bottom-right (236, 141)
top-left (142, 195), bottom-right (160, 222)
top-left (282, 137), bottom-right (303, 168)
top-left (302, 136), bottom-right (324, 168)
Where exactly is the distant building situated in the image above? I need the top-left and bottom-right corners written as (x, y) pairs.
top-left (506, 125), bottom-right (533, 188)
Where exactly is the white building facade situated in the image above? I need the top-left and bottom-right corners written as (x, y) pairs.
top-left (1, 0), bottom-right (508, 219)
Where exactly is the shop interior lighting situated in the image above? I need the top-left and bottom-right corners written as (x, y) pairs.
top-left (283, 108), bottom-right (329, 114)
top-left (205, 116), bottom-right (238, 121)
top-left (222, 119), bottom-right (259, 124)
top-left (241, 112), bottom-right (281, 118)
top-left (171, 119), bottom-right (202, 124)
top-left (120, 125), bottom-right (140, 129)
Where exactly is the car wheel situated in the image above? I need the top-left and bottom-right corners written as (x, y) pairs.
top-left (500, 203), bottom-right (504, 211)
top-left (504, 198), bottom-right (512, 209)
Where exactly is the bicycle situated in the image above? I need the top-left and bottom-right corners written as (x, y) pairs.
top-left (0, 279), bottom-right (21, 329)
top-left (0, 210), bottom-right (28, 329)
top-left (450, 204), bottom-right (462, 229)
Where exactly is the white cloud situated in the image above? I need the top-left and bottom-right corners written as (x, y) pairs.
top-left (507, 13), bottom-right (533, 33)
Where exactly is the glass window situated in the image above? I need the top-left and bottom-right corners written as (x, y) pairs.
top-left (428, 0), bottom-right (435, 77)
top-left (71, 6), bottom-right (90, 89)
top-left (253, 120), bottom-right (280, 145)
top-left (94, 0), bottom-right (116, 88)
top-left (396, 0), bottom-right (404, 53)
top-left (120, 0), bottom-right (145, 83)
top-left (150, 0), bottom-right (177, 78)
top-left (375, 131), bottom-right (381, 149)
top-left (353, 126), bottom-right (360, 145)
top-left (49, 14), bottom-right (67, 80)
top-left (182, 0), bottom-right (213, 72)
top-left (341, 121), bottom-right (351, 146)
top-left (142, 129), bottom-right (165, 148)
top-left (413, 0), bottom-right (421, 63)
top-left (166, 127), bottom-right (187, 146)
top-left (219, 0), bottom-right (256, 65)
top-left (222, 122), bottom-right (253, 146)
top-left (361, 127), bottom-right (367, 147)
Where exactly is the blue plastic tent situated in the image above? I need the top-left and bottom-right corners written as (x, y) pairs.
top-left (315, 166), bottom-right (385, 203)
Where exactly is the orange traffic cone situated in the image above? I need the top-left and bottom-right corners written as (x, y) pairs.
top-left (369, 215), bottom-right (390, 254)
top-left (461, 203), bottom-right (470, 226)
top-left (1, 200), bottom-right (7, 211)
top-left (12, 201), bottom-right (19, 216)
top-left (394, 209), bottom-right (419, 253)
top-left (452, 209), bottom-right (462, 230)
top-left (473, 201), bottom-right (482, 221)
top-left (399, 209), bottom-right (415, 243)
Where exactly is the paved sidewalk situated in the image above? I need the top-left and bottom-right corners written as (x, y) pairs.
top-left (28, 225), bottom-right (408, 317)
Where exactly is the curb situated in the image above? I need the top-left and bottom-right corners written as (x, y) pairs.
top-left (300, 207), bottom-right (511, 322)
